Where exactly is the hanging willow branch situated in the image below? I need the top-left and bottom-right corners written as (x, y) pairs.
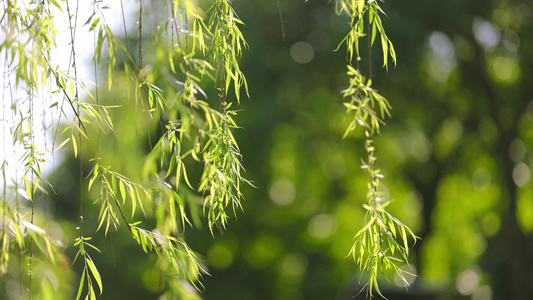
top-left (199, 0), bottom-right (252, 234)
top-left (0, 1), bottom-right (64, 298)
top-left (334, 0), bottom-right (417, 297)
top-left (1, 0), bottom-right (248, 297)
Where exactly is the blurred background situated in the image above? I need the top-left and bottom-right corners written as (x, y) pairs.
top-left (4, 0), bottom-right (533, 299)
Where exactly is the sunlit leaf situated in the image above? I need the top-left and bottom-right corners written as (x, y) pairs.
top-left (87, 256), bottom-right (103, 295)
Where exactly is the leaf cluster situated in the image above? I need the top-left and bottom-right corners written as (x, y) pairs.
top-left (0, 208), bottom-right (62, 273)
top-left (73, 236), bottom-right (103, 300)
top-left (336, 0), bottom-right (396, 69)
top-left (131, 224), bottom-right (207, 289)
top-left (349, 199), bottom-right (417, 298)
top-left (206, 0), bottom-right (249, 102)
top-left (2, 0), bottom-right (251, 298)
top-left (342, 65), bottom-right (391, 138)
top-left (87, 163), bottom-right (149, 235)
top-left (199, 105), bottom-right (252, 234)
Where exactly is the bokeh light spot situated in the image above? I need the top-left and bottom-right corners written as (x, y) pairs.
top-left (290, 41), bottom-right (314, 64)
top-left (513, 162), bottom-right (530, 187)
top-left (473, 19), bottom-right (501, 49)
top-left (403, 191), bottom-right (423, 217)
top-left (481, 212), bottom-right (501, 236)
top-left (509, 138), bottom-right (526, 163)
top-left (472, 168), bottom-right (491, 191)
top-left (208, 243), bottom-right (234, 270)
top-left (443, 117), bottom-right (463, 143)
top-left (456, 269), bottom-right (480, 295)
top-left (407, 131), bottom-right (432, 163)
top-left (282, 253), bottom-right (308, 277)
top-left (427, 31), bottom-right (456, 82)
top-left (430, 32), bottom-right (455, 59)
top-left (492, 56), bottom-right (520, 83)
top-left (473, 285), bottom-right (493, 300)
top-left (269, 179), bottom-right (296, 205)
top-left (308, 213), bottom-right (337, 239)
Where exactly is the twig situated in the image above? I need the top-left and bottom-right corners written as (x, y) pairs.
top-left (276, 0), bottom-right (285, 41)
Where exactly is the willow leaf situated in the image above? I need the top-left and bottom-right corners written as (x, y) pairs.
top-left (87, 256), bottom-right (103, 295)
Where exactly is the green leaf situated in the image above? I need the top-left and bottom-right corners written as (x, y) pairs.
top-left (169, 191), bottom-right (177, 229)
top-left (89, 18), bottom-right (100, 32)
top-left (381, 35), bottom-right (388, 69)
top-left (371, 18), bottom-right (378, 46)
top-left (108, 56), bottom-right (113, 91)
top-left (354, 215), bottom-right (376, 239)
top-left (401, 226), bottom-right (408, 254)
top-left (389, 219), bottom-right (396, 237)
top-left (119, 180), bottom-right (126, 203)
top-left (49, 0), bottom-right (63, 11)
top-left (358, 0), bottom-right (364, 13)
top-left (84, 241), bottom-right (101, 253)
top-left (169, 52), bottom-right (176, 74)
top-left (75, 270), bottom-right (86, 300)
top-left (25, 178), bottom-right (33, 201)
top-left (389, 40), bottom-right (397, 66)
top-left (94, 26), bottom-right (105, 63)
top-left (72, 134), bottom-right (78, 158)
top-left (87, 256), bottom-right (103, 295)
top-left (96, 206), bottom-right (107, 232)
top-left (181, 162), bottom-right (194, 190)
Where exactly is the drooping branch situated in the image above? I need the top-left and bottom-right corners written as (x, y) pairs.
top-left (335, 0), bottom-right (416, 296)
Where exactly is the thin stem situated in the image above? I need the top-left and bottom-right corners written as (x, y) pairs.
top-left (120, 0), bottom-right (129, 53)
top-left (184, 8), bottom-right (189, 54)
top-left (137, 0), bottom-right (153, 151)
top-left (99, 169), bottom-right (133, 234)
top-left (366, 4), bottom-right (380, 256)
top-left (51, 71), bottom-right (89, 136)
top-left (216, 0), bottom-right (227, 113)
top-left (94, 1), bottom-right (100, 105)
top-left (171, 1), bottom-right (204, 150)
top-left (6, 51), bottom-right (23, 296)
top-left (138, 0), bottom-right (143, 72)
top-left (367, 7), bottom-right (372, 79)
top-left (219, 63), bottom-right (226, 114)
top-left (170, 0), bottom-right (175, 48)
top-left (2, 51), bottom-right (7, 235)
top-left (79, 132), bottom-right (83, 235)
top-left (29, 90), bottom-right (34, 300)
top-left (366, 132), bottom-right (381, 250)
top-left (67, 0), bottom-right (83, 239)
top-left (111, 189), bottom-right (133, 234)
top-left (276, 0), bottom-right (285, 41)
